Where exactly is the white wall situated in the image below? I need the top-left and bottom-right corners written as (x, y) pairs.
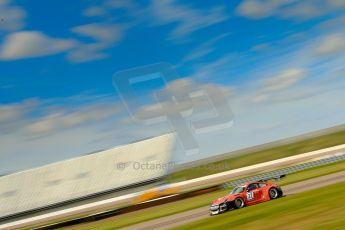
top-left (0, 133), bottom-right (175, 218)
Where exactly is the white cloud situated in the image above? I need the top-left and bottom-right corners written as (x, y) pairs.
top-left (251, 43), bottom-right (271, 52)
top-left (0, 31), bottom-right (77, 60)
top-left (105, 0), bottom-right (135, 10)
top-left (255, 68), bottom-right (308, 102)
top-left (264, 68), bottom-right (308, 92)
top-left (68, 23), bottom-right (124, 63)
top-left (25, 103), bottom-right (121, 136)
top-left (150, 0), bottom-right (228, 39)
top-left (315, 33), bottom-right (345, 56)
top-left (190, 54), bottom-right (234, 81)
top-left (0, 0), bottom-right (26, 32)
top-left (80, 0), bottom-right (228, 47)
top-left (67, 43), bottom-right (109, 63)
top-left (83, 0), bottom-right (141, 19)
top-left (328, 0), bottom-right (345, 8)
top-left (71, 23), bottom-right (123, 43)
top-left (181, 33), bottom-right (230, 63)
top-left (82, 6), bottom-right (107, 17)
top-left (236, 0), bottom-right (295, 19)
top-left (236, 0), bottom-right (345, 21)
top-left (0, 24), bottom-right (123, 62)
top-left (0, 99), bottom-right (38, 125)
top-left (0, 95), bottom-right (123, 138)
top-left (317, 16), bottom-right (345, 30)
top-left (183, 47), bottom-right (213, 62)
top-left (281, 2), bottom-right (324, 20)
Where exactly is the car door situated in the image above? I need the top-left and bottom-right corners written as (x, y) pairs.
top-left (253, 183), bottom-right (264, 202)
top-left (245, 183), bottom-right (263, 205)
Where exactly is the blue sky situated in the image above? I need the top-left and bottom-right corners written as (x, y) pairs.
top-left (1, 0), bottom-right (345, 174)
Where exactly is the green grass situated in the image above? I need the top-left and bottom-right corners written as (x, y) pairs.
top-left (168, 128), bottom-right (345, 181)
top-left (174, 181), bottom-right (345, 230)
top-left (62, 160), bottom-right (345, 230)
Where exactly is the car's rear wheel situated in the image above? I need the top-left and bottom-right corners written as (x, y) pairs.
top-left (234, 198), bottom-right (245, 209)
top-left (269, 188), bottom-right (279, 199)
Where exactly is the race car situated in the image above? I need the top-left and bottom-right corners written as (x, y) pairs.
top-left (209, 175), bottom-right (285, 215)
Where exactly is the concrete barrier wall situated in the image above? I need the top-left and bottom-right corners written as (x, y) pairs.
top-left (0, 134), bottom-right (175, 219)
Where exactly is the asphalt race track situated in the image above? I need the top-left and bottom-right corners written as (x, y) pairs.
top-left (121, 171), bottom-right (345, 230)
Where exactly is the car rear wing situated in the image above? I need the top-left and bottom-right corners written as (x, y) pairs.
top-left (258, 174), bottom-right (286, 182)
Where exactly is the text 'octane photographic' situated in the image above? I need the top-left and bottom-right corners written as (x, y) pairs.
top-left (116, 161), bottom-right (176, 171)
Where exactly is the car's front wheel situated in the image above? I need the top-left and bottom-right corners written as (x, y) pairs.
top-left (269, 187), bottom-right (279, 199)
top-left (234, 198), bottom-right (245, 209)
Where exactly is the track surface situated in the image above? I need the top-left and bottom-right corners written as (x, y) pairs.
top-left (121, 171), bottom-right (345, 230)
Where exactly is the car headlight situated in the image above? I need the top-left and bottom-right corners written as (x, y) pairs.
top-left (210, 204), bottom-right (219, 210)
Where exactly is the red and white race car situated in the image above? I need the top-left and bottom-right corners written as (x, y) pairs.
top-left (209, 175), bottom-right (285, 215)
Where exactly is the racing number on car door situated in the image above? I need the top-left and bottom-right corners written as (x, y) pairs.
top-left (246, 191), bottom-right (254, 201)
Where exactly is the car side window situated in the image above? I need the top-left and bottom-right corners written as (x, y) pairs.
top-left (247, 183), bottom-right (258, 191)
top-left (259, 183), bottom-right (266, 188)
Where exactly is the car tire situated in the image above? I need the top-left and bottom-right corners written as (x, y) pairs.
top-left (234, 198), bottom-right (245, 209)
top-left (269, 187), bottom-right (279, 199)
top-left (278, 188), bottom-right (283, 197)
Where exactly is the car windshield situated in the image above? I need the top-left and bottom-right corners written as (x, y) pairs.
top-left (229, 186), bottom-right (245, 194)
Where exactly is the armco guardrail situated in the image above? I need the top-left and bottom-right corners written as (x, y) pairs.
top-left (224, 152), bottom-right (345, 188)
top-left (2, 144), bottom-right (345, 230)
